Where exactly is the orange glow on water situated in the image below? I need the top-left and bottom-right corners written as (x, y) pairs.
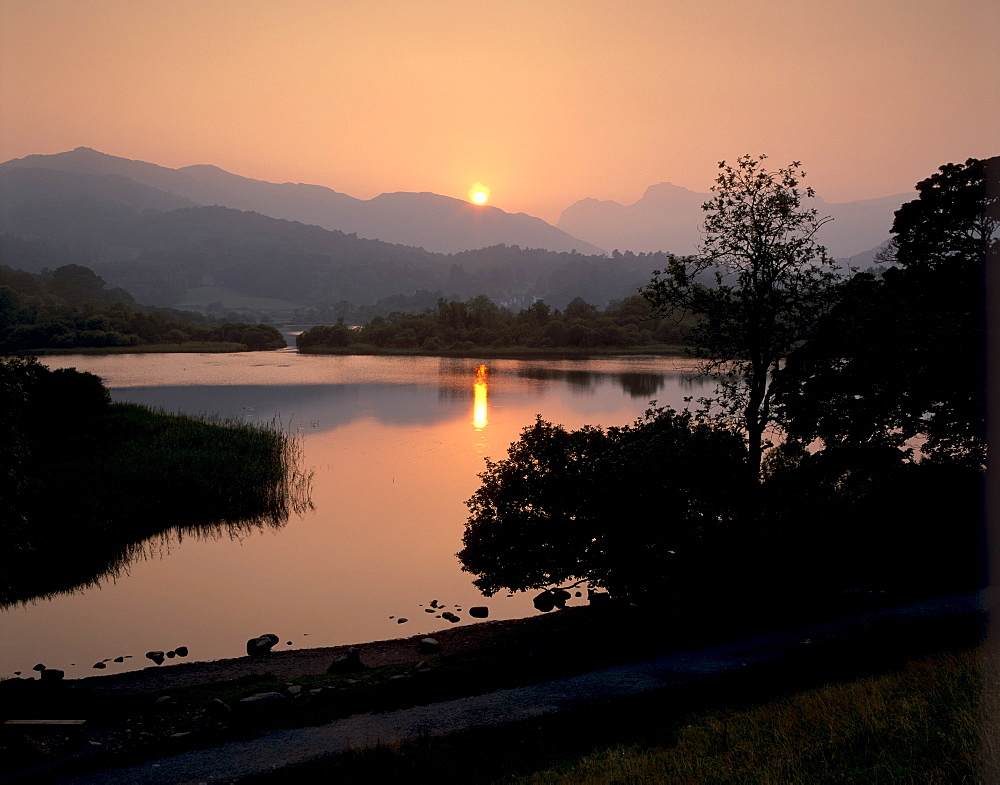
top-left (473, 364), bottom-right (488, 430)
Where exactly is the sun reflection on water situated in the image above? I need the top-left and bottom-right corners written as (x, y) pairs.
top-left (473, 364), bottom-right (489, 430)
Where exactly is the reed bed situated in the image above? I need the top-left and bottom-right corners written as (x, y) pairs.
top-left (1, 403), bottom-right (312, 606)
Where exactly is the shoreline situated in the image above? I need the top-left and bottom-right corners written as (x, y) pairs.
top-left (75, 612), bottom-right (558, 694)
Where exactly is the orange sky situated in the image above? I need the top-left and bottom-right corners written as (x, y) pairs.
top-left (1, 0), bottom-right (996, 222)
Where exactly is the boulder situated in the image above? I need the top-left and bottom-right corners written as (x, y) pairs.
top-left (113, 656), bottom-right (125, 663)
top-left (468, 606), bottom-right (489, 619)
top-left (32, 663), bottom-right (46, 672)
top-left (174, 646), bottom-right (189, 657)
top-left (419, 637), bottom-right (441, 654)
top-left (93, 662), bottom-right (107, 670)
top-left (166, 650), bottom-right (176, 659)
top-left (397, 617), bottom-right (409, 624)
top-left (441, 611), bottom-right (460, 623)
top-left (145, 651), bottom-right (165, 665)
top-left (40, 668), bottom-right (64, 681)
top-left (246, 634), bottom-right (280, 657)
top-left (532, 591), bottom-right (556, 612)
top-left (326, 647), bottom-right (365, 674)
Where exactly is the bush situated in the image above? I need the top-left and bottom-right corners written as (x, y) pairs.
top-left (459, 408), bottom-right (749, 603)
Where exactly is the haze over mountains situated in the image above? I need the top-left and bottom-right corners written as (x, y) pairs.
top-left (1, 148), bottom-right (908, 261)
top-left (0, 148), bottom-right (603, 256)
top-left (0, 147), bottom-right (911, 317)
top-left (558, 181), bottom-right (909, 261)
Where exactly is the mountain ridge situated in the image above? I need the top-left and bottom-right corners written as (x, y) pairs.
top-left (0, 148), bottom-right (603, 255)
top-left (558, 180), bottom-right (911, 260)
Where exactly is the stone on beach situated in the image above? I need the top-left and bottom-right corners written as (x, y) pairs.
top-left (246, 634), bottom-right (280, 657)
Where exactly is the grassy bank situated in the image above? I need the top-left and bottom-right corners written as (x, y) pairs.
top-left (2, 401), bottom-right (311, 605)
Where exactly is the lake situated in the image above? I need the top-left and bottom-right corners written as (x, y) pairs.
top-left (2, 351), bottom-right (710, 678)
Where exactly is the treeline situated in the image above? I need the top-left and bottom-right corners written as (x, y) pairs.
top-left (0, 264), bottom-right (285, 351)
top-left (0, 205), bottom-right (681, 311)
top-left (297, 294), bottom-right (692, 352)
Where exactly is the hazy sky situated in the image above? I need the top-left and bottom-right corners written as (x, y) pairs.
top-left (1, 0), bottom-right (996, 222)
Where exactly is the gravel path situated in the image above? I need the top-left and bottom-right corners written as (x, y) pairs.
top-left (61, 590), bottom-right (987, 785)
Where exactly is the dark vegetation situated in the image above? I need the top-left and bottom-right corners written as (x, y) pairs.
top-left (0, 356), bottom-right (310, 605)
top-left (0, 264), bottom-right (285, 351)
top-left (0, 205), bottom-right (679, 315)
top-left (460, 155), bottom-right (994, 610)
top-left (297, 294), bottom-right (691, 353)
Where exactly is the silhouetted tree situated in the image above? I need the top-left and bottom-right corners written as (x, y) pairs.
top-left (458, 408), bottom-right (748, 602)
top-left (641, 155), bottom-right (841, 477)
top-left (776, 156), bottom-right (996, 467)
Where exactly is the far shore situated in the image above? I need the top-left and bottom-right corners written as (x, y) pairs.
top-left (16, 343), bottom-right (693, 359)
top-left (295, 343), bottom-right (691, 359)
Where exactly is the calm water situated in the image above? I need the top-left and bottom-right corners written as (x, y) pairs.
top-left (2, 351), bottom-right (709, 678)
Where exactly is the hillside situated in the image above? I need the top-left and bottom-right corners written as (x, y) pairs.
top-left (0, 148), bottom-right (603, 255)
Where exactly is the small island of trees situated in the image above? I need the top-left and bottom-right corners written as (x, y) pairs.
top-left (296, 293), bottom-right (692, 355)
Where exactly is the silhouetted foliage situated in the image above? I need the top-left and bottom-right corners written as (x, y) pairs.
top-left (0, 265), bottom-right (285, 350)
top-left (459, 408), bottom-right (749, 603)
top-left (641, 156), bottom-right (842, 476)
top-left (776, 156), bottom-right (996, 468)
top-left (0, 356), bottom-right (310, 605)
top-left (463, 156), bottom-right (989, 608)
top-left (298, 294), bottom-right (689, 352)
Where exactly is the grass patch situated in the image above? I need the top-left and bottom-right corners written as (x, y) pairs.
top-left (521, 647), bottom-right (986, 784)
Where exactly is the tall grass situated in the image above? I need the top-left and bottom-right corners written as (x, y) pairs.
top-left (1, 403), bottom-right (312, 606)
top-left (520, 646), bottom-right (987, 784)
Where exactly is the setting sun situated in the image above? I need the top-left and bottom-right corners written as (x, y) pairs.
top-left (468, 183), bottom-right (490, 205)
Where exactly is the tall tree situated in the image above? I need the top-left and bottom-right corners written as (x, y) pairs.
top-left (776, 156), bottom-right (997, 467)
top-left (641, 155), bottom-right (840, 476)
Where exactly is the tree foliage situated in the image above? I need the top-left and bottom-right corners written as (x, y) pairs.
top-left (776, 156), bottom-right (996, 467)
top-left (0, 264), bottom-right (285, 351)
top-left (298, 294), bottom-right (690, 352)
top-left (458, 408), bottom-right (749, 601)
top-left (641, 156), bottom-right (841, 475)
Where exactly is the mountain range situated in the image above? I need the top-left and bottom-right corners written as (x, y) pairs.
top-left (1, 148), bottom-right (909, 260)
top-left (557, 181), bottom-right (909, 261)
top-left (0, 148), bottom-right (603, 256)
top-left (0, 147), bottom-right (913, 317)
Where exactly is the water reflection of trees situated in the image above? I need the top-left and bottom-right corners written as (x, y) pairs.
top-left (516, 366), bottom-right (678, 399)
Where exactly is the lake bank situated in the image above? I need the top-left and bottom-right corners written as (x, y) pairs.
top-left (2, 590), bottom-right (987, 782)
top-left (296, 343), bottom-right (690, 359)
top-left (3, 353), bottom-right (707, 679)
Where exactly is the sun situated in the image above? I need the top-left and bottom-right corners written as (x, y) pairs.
top-left (468, 183), bottom-right (490, 205)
